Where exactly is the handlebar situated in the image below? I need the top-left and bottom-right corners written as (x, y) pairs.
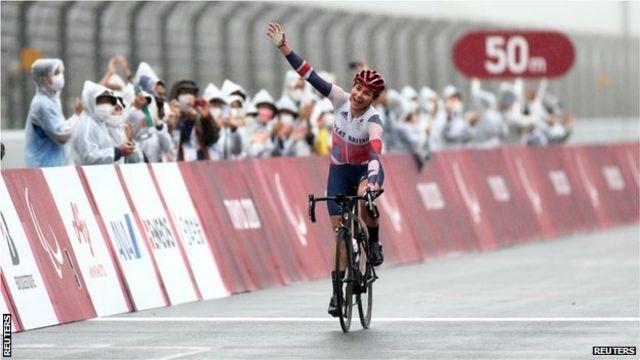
top-left (308, 189), bottom-right (384, 223)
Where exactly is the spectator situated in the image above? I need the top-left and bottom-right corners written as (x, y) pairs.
top-left (310, 98), bottom-right (334, 155)
top-left (169, 80), bottom-right (220, 161)
top-left (221, 79), bottom-right (248, 101)
top-left (72, 81), bottom-right (136, 165)
top-left (134, 61), bottom-right (168, 121)
top-left (274, 95), bottom-right (313, 157)
top-left (121, 85), bottom-right (172, 162)
top-left (499, 81), bottom-right (534, 145)
top-left (202, 83), bottom-right (227, 121)
top-left (213, 94), bottom-right (248, 160)
top-left (467, 89), bottom-right (506, 149)
top-left (24, 58), bottom-right (82, 167)
top-left (247, 89), bottom-right (277, 158)
top-left (440, 85), bottom-right (471, 149)
top-left (104, 101), bottom-right (145, 164)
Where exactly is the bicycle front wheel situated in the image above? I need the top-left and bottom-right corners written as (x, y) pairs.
top-left (335, 228), bottom-right (353, 333)
top-left (357, 237), bottom-right (373, 329)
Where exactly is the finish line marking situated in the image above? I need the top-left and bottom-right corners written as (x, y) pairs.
top-left (91, 316), bottom-right (640, 323)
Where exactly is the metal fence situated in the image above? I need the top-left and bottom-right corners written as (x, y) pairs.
top-left (2, 1), bottom-right (639, 130)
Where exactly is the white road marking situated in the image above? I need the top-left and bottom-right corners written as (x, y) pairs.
top-left (90, 316), bottom-right (640, 323)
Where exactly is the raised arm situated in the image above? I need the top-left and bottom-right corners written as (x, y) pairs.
top-left (267, 23), bottom-right (348, 107)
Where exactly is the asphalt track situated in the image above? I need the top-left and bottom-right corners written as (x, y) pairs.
top-left (9, 224), bottom-right (640, 359)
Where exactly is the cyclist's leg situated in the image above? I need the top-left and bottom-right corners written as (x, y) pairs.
top-left (357, 164), bottom-right (385, 265)
top-left (327, 164), bottom-right (352, 273)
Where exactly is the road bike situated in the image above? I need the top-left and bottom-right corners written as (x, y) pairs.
top-left (308, 188), bottom-right (383, 332)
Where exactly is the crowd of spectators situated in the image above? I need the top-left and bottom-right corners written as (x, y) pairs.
top-left (22, 56), bottom-right (574, 168)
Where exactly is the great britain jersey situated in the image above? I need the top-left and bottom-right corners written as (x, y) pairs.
top-left (284, 50), bottom-right (383, 184)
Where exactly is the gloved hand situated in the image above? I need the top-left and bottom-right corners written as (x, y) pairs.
top-left (266, 23), bottom-right (287, 48)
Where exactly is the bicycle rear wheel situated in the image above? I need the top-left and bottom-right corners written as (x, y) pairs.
top-left (356, 232), bottom-right (373, 329)
top-left (335, 228), bottom-right (353, 333)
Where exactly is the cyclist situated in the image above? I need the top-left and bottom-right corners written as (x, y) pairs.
top-left (267, 23), bottom-right (385, 316)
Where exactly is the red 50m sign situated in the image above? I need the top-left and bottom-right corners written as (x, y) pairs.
top-left (453, 31), bottom-right (575, 79)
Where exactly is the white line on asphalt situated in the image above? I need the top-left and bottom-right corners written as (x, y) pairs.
top-left (90, 316), bottom-right (640, 322)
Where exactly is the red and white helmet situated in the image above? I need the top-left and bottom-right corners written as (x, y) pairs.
top-left (353, 69), bottom-right (385, 97)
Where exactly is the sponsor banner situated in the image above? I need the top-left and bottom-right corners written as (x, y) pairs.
top-left (81, 165), bottom-right (167, 311)
top-left (415, 152), bottom-right (482, 253)
top-left (529, 147), bottom-right (587, 235)
top-left (572, 145), bottom-right (636, 226)
top-left (242, 157), bottom-right (327, 280)
top-left (42, 167), bottom-right (131, 317)
top-left (118, 164), bottom-right (199, 305)
top-left (178, 162), bottom-right (257, 294)
top-left (437, 151), bottom-right (498, 251)
top-left (468, 149), bottom-right (539, 245)
top-left (501, 147), bottom-right (556, 239)
top-left (375, 155), bottom-right (424, 264)
top-left (558, 146), bottom-right (608, 229)
top-left (151, 163), bottom-right (229, 300)
top-left (612, 144), bottom-right (640, 220)
top-left (181, 161), bottom-right (284, 291)
top-left (2, 169), bottom-right (97, 324)
top-left (0, 178), bottom-right (57, 331)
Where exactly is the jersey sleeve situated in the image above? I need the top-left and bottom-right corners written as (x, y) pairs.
top-left (366, 115), bottom-right (384, 184)
top-left (284, 51), bottom-right (349, 108)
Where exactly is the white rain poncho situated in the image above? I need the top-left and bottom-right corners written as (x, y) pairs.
top-left (24, 58), bottom-right (78, 167)
top-left (121, 84), bottom-right (172, 162)
top-left (72, 81), bottom-right (123, 165)
top-left (468, 89), bottom-right (507, 149)
top-left (247, 89), bottom-right (277, 158)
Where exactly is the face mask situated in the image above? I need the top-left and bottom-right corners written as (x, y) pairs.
top-left (258, 107), bottom-right (274, 123)
top-left (178, 94), bottom-right (192, 111)
top-left (322, 113), bottom-right (335, 128)
top-left (290, 89), bottom-right (303, 102)
top-left (452, 102), bottom-right (464, 114)
top-left (280, 113), bottom-right (294, 125)
top-left (426, 101), bottom-right (436, 114)
top-left (209, 106), bottom-right (223, 119)
top-left (94, 104), bottom-right (113, 122)
top-left (106, 114), bottom-right (123, 127)
top-left (230, 107), bottom-right (244, 119)
top-left (408, 100), bottom-right (419, 114)
top-left (50, 73), bottom-right (65, 92)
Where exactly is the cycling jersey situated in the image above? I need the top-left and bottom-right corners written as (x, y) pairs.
top-left (285, 51), bottom-right (383, 186)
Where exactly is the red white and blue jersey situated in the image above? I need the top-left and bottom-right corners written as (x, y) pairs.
top-left (326, 86), bottom-right (383, 166)
top-left (287, 50), bottom-right (383, 184)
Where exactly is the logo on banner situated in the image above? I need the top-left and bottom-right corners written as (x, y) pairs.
top-left (452, 162), bottom-right (482, 224)
top-left (110, 214), bottom-right (142, 261)
top-left (548, 170), bottom-right (572, 196)
top-left (223, 199), bottom-right (261, 230)
top-left (515, 158), bottom-right (542, 215)
top-left (275, 173), bottom-right (307, 246)
top-left (416, 183), bottom-right (445, 210)
top-left (142, 218), bottom-right (176, 250)
top-left (574, 156), bottom-right (600, 208)
top-left (0, 212), bottom-right (20, 265)
top-left (378, 194), bottom-right (403, 234)
top-left (70, 202), bottom-right (94, 257)
top-left (486, 176), bottom-right (511, 202)
top-left (175, 216), bottom-right (206, 247)
top-left (601, 166), bottom-right (625, 191)
top-left (25, 188), bottom-right (64, 278)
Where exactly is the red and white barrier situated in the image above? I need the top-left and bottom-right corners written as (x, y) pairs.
top-left (0, 142), bottom-right (637, 332)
